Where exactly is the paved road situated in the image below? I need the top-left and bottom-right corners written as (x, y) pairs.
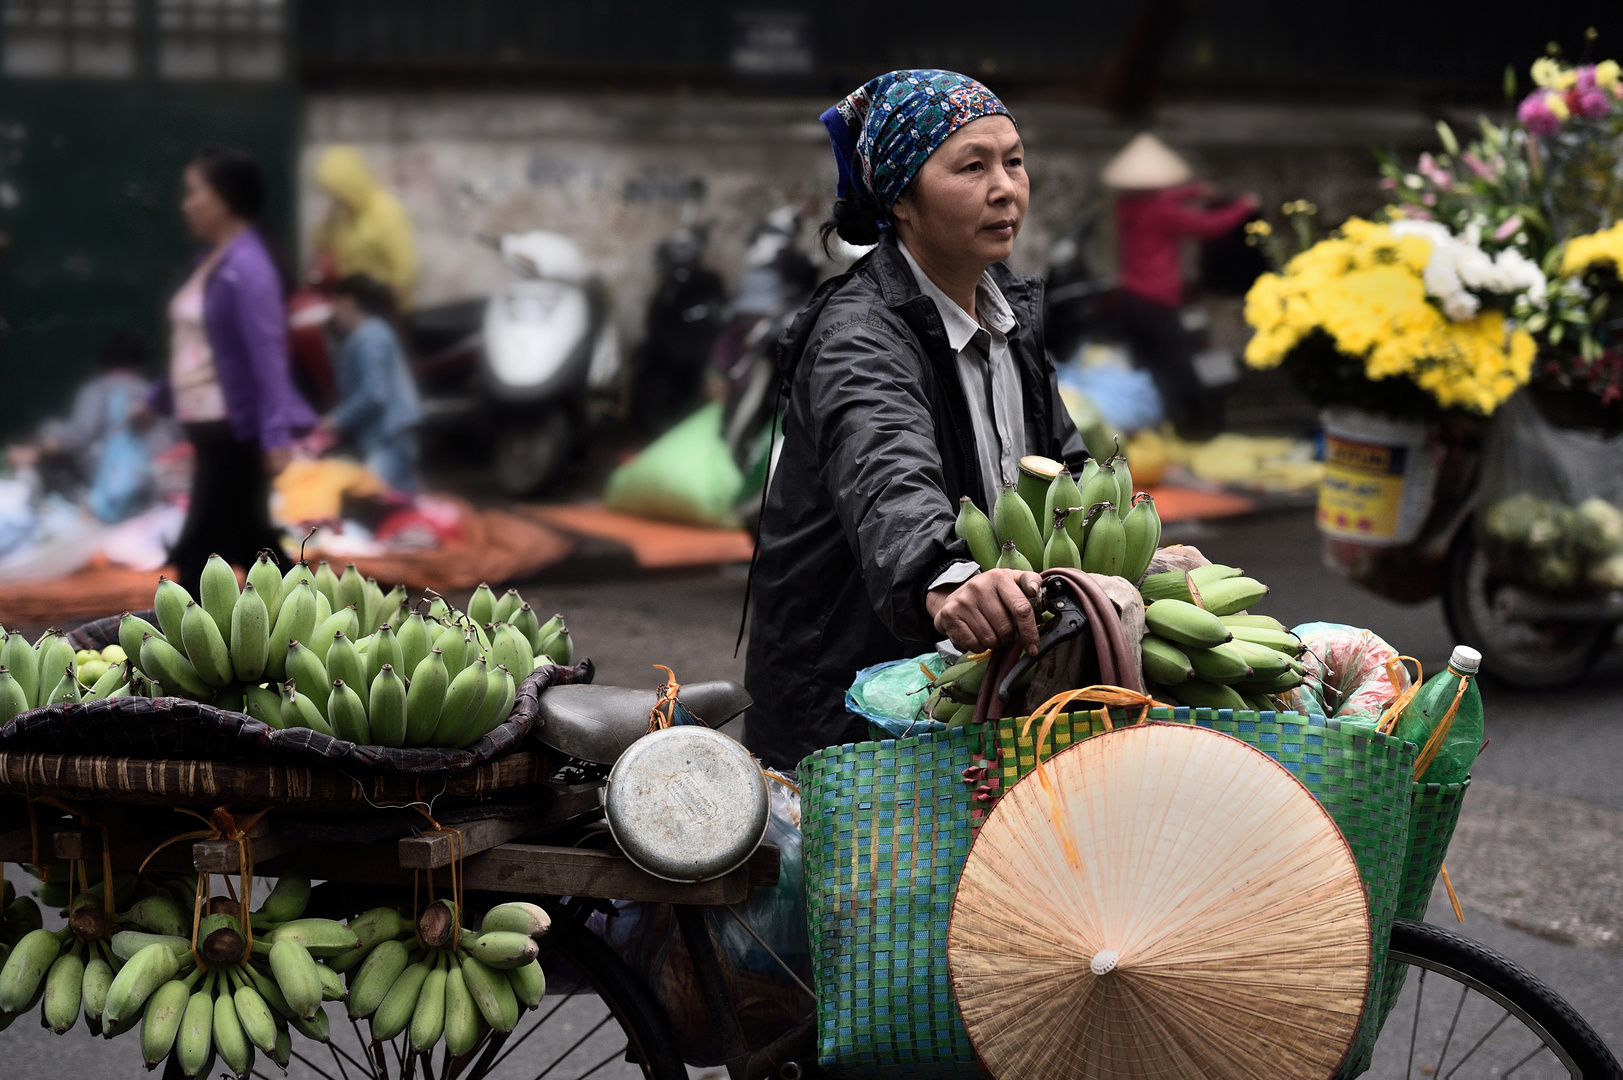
top-left (5, 507), bottom-right (1621, 1076)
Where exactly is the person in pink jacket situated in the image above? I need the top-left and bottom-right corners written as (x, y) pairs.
top-left (1105, 133), bottom-right (1256, 438)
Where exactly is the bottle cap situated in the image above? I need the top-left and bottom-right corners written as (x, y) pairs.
top-left (1449, 645), bottom-right (1481, 675)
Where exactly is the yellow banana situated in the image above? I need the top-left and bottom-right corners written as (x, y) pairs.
top-left (200, 554), bottom-right (240, 651)
top-left (180, 602), bottom-right (232, 688)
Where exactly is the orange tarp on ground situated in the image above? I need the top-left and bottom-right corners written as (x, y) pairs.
top-left (524, 503), bottom-right (754, 569)
top-left (0, 499), bottom-right (574, 627)
top-left (1143, 485), bottom-right (1254, 523)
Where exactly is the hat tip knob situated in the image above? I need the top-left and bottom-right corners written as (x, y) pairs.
top-left (1089, 948), bottom-right (1120, 976)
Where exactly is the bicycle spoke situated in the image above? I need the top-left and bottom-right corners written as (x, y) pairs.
top-left (1502, 1042), bottom-right (1550, 1076)
top-left (1443, 1010), bottom-right (1513, 1078)
top-left (479, 991), bottom-right (580, 1073)
top-left (331, 1037), bottom-right (355, 1080)
top-left (573, 1044), bottom-right (632, 1080)
top-left (524, 1013), bottom-right (614, 1080)
top-left (1407, 968), bottom-right (1426, 1080)
top-left (293, 1046), bottom-right (346, 1080)
top-left (1434, 982), bottom-right (1470, 1076)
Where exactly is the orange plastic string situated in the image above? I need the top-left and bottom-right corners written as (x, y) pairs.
top-left (1376, 656), bottom-right (1424, 736)
top-left (1440, 865), bottom-right (1465, 923)
top-left (144, 805), bottom-right (268, 967)
top-left (29, 795), bottom-right (118, 928)
top-left (1413, 676), bottom-right (1471, 781)
top-left (647, 665), bottom-right (682, 731)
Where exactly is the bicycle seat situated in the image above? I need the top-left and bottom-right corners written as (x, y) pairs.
top-left (535, 681), bottom-right (754, 765)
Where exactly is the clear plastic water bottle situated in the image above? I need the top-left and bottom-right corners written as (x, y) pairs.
top-left (1392, 645), bottom-right (1483, 784)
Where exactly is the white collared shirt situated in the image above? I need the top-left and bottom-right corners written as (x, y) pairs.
top-left (897, 241), bottom-right (1029, 507)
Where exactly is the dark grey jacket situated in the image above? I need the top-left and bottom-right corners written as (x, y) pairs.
top-left (743, 233), bottom-right (1088, 770)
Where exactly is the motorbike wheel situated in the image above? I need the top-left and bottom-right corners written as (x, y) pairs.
top-left (494, 409), bottom-right (573, 497)
top-left (1441, 523), bottom-right (1612, 689)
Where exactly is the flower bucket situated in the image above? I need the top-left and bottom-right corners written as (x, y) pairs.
top-left (1318, 407), bottom-right (1441, 547)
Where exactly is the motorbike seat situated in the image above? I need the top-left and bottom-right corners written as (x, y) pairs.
top-left (535, 681), bottom-right (753, 766)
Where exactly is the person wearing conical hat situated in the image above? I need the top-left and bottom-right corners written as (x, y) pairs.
top-left (1104, 133), bottom-right (1256, 439)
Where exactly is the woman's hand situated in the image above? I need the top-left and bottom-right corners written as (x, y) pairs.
top-left (926, 569), bottom-right (1042, 656)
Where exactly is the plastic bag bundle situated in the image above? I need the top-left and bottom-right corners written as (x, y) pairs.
top-left (1285, 622), bottom-right (1411, 730)
top-left (845, 653), bottom-right (946, 738)
top-left (597, 771), bottom-right (811, 1067)
top-left (1478, 393), bottom-right (1623, 592)
top-left (604, 402), bottom-right (745, 528)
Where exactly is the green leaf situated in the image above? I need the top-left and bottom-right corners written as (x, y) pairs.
top-left (1436, 120), bottom-right (1460, 157)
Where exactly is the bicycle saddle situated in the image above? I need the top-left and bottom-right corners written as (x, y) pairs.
top-left (535, 681), bottom-right (754, 765)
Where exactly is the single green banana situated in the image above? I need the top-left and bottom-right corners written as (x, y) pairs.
top-left (139, 975), bottom-right (191, 1066)
top-left (335, 563), bottom-right (367, 616)
top-left (464, 664), bottom-right (514, 744)
top-left (953, 496), bottom-right (1000, 571)
top-left (247, 551), bottom-right (285, 623)
top-left (230, 584), bottom-right (270, 683)
top-left (1166, 679), bottom-right (1248, 712)
top-left (435, 622), bottom-right (469, 675)
top-left (1139, 569), bottom-right (1195, 604)
top-left (280, 682), bottom-right (333, 736)
top-left (368, 665), bottom-right (409, 748)
top-left (118, 893), bottom-right (187, 937)
top-left (255, 873), bottom-right (312, 925)
top-left (36, 631), bottom-right (75, 696)
top-left (360, 576), bottom-right (387, 633)
top-left (506, 959), bottom-right (545, 1009)
top-left (536, 626), bottom-right (572, 666)
top-left (103, 940), bottom-right (180, 1027)
top-left (199, 554), bottom-right (240, 651)
top-left (511, 605), bottom-right (542, 654)
top-left (45, 665), bottom-right (81, 705)
top-left (265, 581), bottom-right (318, 682)
top-left (3, 632), bottom-right (39, 709)
top-left (82, 945), bottom-right (115, 1024)
top-left (1080, 501), bottom-right (1125, 576)
top-left (370, 956), bottom-right (433, 1041)
top-left (86, 660), bottom-right (128, 701)
top-left (212, 986), bottom-right (252, 1078)
top-left (379, 584), bottom-right (409, 632)
top-left (284, 640), bottom-right (331, 719)
top-left (245, 684), bottom-right (284, 728)
top-left (1144, 599), bottom-right (1232, 649)
top-left (404, 649), bottom-right (449, 746)
top-left (1185, 642), bottom-right (1255, 684)
top-left (180, 602), bottom-right (233, 688)
top-left (312, 561), bottom-right (341, 608)
top-left (528, 615), bottom-right (563, 658)
top-left (410, 959), bottom-right (448, 1052)
top-left (491, 623), bottom-right (534, 682)
top-left (1110, 444), bottom-right (1133, 517)
top-left (289, 1004), bottom-right (330, 1042)
top-left (346, 907), bottom-right (411, 953)
top-left (494, 588), bottom-right (523, 626)
top-left (1140, 636), bottom-right (1195, 685)
top-left (1042, 516), bottom-right (1081, 571)
top-left (467, 584), bottom-right (498, 629)
top-left (464, 931), bottom-right (538, 970)
top-left (1120, 494), bottom-right (1161, 584)
top-left (1226, 638), bottom-right (1293, 680)
top-left (457, 952), bottom-right (518, 1033)
top-left (1078, 459), bottom-right (1119, 524)
top-left (109, 931), bottom-right (193, 963)
top-left (1226, 625), bottom-right (1304, 655)
top-left (1042, 467), bottom-right (1083, 538)
top-left (1190, 576), bottom-right (1270, 617)
top-left (267, 918), bottom-right (359, 958)
top-left (431, 656), bottom-right (488, 747)
top-left (268, 937), bottom-right (324, 1019)
top-left (42, 945), bottom-right (84, 1033)
top-left (1189, 563), bottom-right (1243, 587)
top-left (312, 586), bottom-right (333, 632)
top-left (231, 971), bottom-right (278, 1054)
top-left (995, 539), bottom-right (1033, 573)
top-left (324, 632), bottom-right (368, 714)
top-left (310, 607), bottom-right (360, 664)
top-left (479, 902), bottom-right (551, 939)
top-left (992, 483), bottom-right (1044, 569)
top-left (347, 938), bottom-right (410, 1019)
top-left (176, 973), bottom-right (215, 1076)
top-left (317, 960), bottom-right (346, 1001)
top-left (396, 613), bottom-right (431, 677)
top-left (0, 667), bottom-right (26, 720)
top-left (272, 1017), bottom-right (292, 1068)
top-left (443, 963), bottom-right (483, 1055)
top-left (328, 680), bottom-right (370, 744)
top-left (153, 578), bottom-right (193, 654)
top-left (366, 624), bottom-right (404, 690)
top-left (1221, 613), bottom-right (1290, 633)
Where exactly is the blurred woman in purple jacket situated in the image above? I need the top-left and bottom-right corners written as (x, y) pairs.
top-left (141, 147), bottom-right (315, 593)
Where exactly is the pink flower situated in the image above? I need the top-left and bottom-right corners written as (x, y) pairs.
top-left (1576, 65), bottom-right (1597, 92)
top-left (1422, 192), bottom-right (1437, 206)
top-left (1493, 215), bottom-right (1524, 241)
top-left (1575, 88), bottom-right (1612, 118)
top-left (1378, 176), bottom-right (1397, 190)
top-left (1461, 152), bottom-right (1497, 180)
top-left (1417, 152), bottom-right (1453, 188)
top-left (1519, 92), bottom-right (1561, 136)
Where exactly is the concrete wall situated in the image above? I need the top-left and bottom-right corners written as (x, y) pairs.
top-left (302, 93), bottom-right (1464, 344)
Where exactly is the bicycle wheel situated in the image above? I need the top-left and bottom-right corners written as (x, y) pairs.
top-left (1370, 919), bottom-right (1621, 1078)
top-left (286, 919), bottom-right (686, 1080)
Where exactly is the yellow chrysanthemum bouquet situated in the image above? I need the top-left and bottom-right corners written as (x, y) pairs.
top-left (1244, 219), bottom-right (1538, 418)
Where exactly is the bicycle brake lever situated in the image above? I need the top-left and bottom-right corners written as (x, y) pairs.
top-left (997, 577), bottom-right (1090, 704)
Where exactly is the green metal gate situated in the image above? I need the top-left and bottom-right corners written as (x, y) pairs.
top-left (0, 0), bottom-right (296, 440)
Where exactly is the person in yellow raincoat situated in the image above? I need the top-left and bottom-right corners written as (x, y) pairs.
top-left (313, 146), bottom-right (419, 309)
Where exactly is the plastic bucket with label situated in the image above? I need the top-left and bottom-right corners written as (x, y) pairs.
top-left (1317, 408), bottom-right (1439, 547)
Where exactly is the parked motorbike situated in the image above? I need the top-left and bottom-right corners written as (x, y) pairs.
top-left (290, 231), bottom-right (618, 496)
top-left (628, 224), bottom-right (729, 434)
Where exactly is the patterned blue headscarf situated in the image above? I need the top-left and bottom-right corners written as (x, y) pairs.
top-left (821, 69), bottom-right (1013, 228)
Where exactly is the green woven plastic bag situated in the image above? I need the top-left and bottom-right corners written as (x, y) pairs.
top-left (801, 728), bottom-right (983, 1077)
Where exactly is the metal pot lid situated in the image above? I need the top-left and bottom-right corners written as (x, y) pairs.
top-left (603, 726), bottom-right (769, 883)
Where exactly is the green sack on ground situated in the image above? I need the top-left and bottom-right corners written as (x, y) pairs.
top-left (605, 403), bottom-right (745, 528)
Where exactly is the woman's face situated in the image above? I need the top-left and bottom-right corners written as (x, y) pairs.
top-left (891, 115), bottom-right (1028, 271)
top-left (181, 164), bottom-right (236, 243)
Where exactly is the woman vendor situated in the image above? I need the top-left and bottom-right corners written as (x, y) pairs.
top-left (744, 70), bottom-right (1089, 771)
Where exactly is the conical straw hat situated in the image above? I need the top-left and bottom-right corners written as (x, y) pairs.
top-left (948, 722), bottom-right (1370, 1079)
top-left (1101, 132), bottom-right (1192, 190)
